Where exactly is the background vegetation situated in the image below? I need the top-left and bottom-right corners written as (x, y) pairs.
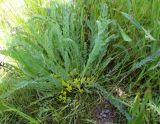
top-left (0, 0), bottom-right (159, 123)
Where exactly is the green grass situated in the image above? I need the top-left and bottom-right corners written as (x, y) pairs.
top-left (0, 0), bottom-right (160, 123)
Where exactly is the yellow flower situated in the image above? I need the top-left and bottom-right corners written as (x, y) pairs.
top-left (78, 88), bottom-right (84, 94)
top-left (62, 96), bottom-right (66, 102)
top-left (59, 95), bottom-right (63, 99)
top-left (66, 85), bottom-right (72, 92)
top-left (74, 78), bottom-right (80, 83)
top-left (62, 91), bottom-right (67, 95)
top-left (67, 79), bottom-right (71, 83)
top-left (74, 78), bottom-right (80, 89)
top-left (59, 93), bottom-right (67, 102)
top-left (62, 80), bottom-right (67, 86)
top-left (75, 83), bottom-right (80, 89)
top-left (61, 90), bottom-right (67, 95)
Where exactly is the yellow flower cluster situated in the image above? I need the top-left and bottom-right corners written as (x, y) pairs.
top-left (53, 73), bottom-right (96, 103)
top-left (59, 91), bottom-right (67, 102)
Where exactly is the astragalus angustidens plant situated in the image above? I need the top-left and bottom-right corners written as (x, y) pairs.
top-left (0, 0), bottom-right (159, 124)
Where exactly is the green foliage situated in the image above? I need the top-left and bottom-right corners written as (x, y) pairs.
top-left (0, 0), bottom-right (160, 123)
top-left (0, 102), bottom-right (39, 124)
top-left (129, 91), bottom-right (150, 124)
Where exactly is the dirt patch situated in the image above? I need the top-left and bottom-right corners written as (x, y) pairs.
top-left (93, 101), bottom-right (116, 124)
top-left (93, 101), bottom-right (126, 124)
